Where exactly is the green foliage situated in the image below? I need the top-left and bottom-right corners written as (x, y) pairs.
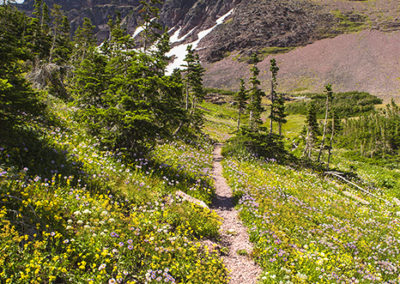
top-left (71, 17), bottom-right (97, 64)
top-left (331, 10), bottom-right (367, 33)
top-left (286, 91), bottom-right (382, 118)
top-left (303, 101), bottom-right (320, 159)
top-left (223, 157), bottom-right (400, 283)
top-left (339, 100), bottom-right (400, 157)
top-left (71, 16), bottom-right (190, 153)
top-left (248, 54), bottom-right (264, 130)
top-left (223, 128), bottom-right (288, 162)
top-left (182, 45), bottom-right (206, 130)
top-left (0, 5), bottom-right (44, 125)
top-left (234, 79), bottom-right (248, 130)
top-left (269, 58), bottom-right (286, 135)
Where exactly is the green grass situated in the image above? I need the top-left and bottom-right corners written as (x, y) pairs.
top-left (222, 156), bottom-right (400, 283)
top-left (330, 9), bottom-right (368, 33)
top-left (0, 96), bottom-right (228, 283)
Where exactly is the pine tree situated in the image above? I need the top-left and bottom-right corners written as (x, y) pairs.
top-left (318, 84), bottom-right (334, 162)
top-left (27, 0), bottom-right (51, 64)
top-left (139, 0), bottom-right (163, 51)
top-left (72, 17), bottom-right (96, 64)
top-left (234, 79), bottom-right (248, 131)
top-left (72, 4), bottom-right (187, 152)
top-left (269, 58), bottom-right (278, 134)
top-left (327, 111), bottom-right (342, 169)
top-left (0, 5), bottom-right (44, 125)
top-left (49, 5), bottom-right (72, 64)
top-left (182, 45), bottom-right (205, 128)
top-left (248, 54), bottom-right (264, 131)
top-left (269, 59), bottom-right (286, 136)
top-left (303, 101), bottom-right (320, 159)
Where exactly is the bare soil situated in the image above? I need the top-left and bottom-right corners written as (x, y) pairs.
top-left (212, 144), bottom-right (261, 284)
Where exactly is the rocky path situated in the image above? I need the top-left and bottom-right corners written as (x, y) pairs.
top-left (212, 144), bottom-right (261, 283)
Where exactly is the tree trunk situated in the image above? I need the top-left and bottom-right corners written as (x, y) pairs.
top-left (185, 83), bottom-right (189, 111)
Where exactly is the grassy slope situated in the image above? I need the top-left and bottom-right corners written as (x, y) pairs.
top-left (202, 99), bottom-right (400, 283)
top-left (0, 97), bottom-right (228, 283)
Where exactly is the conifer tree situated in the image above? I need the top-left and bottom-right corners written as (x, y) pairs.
top-left (72, 17), bottom-right (96, 64)
top-left (72, 4), bottom-right (187, 152)
top-left (28, 0), bottom-right (51, 64)
top-left (49, 4), bottom-right (72, 64)
top-left (327, 111), bottom-right (342, 169)
top-left (248, 54), bottom-right (264, 131)
top-left (318, 84), bottom-right (334, 162)
top-left (303, 101), bottom-right (320, 159)
top-left (235, 79), bottom-right (248, 131)
top-left (269, 58), bottom-right (278, 134)
top-left (182, 45), bottom-right (205, 128)
top-left (0, 4), bottom-right (44, 125)
top-left (269, 59), bottom-right (286, 136)
top-left (139, 0), bottom-right (163, 51)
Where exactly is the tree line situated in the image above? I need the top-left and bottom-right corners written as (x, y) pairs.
top-left (0, 0), bottom-right (206, 156)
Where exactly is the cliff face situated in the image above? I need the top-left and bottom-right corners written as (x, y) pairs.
top-left (18, 0), bottom-right (142, 41)
top-left (17, 0), bottom-right (400, 99)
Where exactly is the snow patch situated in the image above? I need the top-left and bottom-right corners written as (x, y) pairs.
top-left (166, 9), bottom-right (234, 75)
top-left (170, 27), bottom-right (195, 44)
top-left (132, 26), bottom-right (144, 38)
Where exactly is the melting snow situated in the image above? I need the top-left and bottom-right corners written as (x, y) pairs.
top-left (166, 9), bottom-right (234, 74)
top-left (132, 26), bottom-right (145, 38)
top-left (170, 27), bottom-right (195, 44)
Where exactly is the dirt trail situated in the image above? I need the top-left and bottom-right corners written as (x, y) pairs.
top-left (212, 144), bottom-right (261, 283)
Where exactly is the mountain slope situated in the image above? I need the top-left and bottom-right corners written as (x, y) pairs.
top-left (204, 29), bottom-right (400, 101)
top-left (17, 0), bottom-right (400, 99)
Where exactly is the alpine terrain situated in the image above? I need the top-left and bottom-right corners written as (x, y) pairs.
top-left (2, 0), bottom-right (400, 283)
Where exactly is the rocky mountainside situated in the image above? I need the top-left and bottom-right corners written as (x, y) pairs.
top-left (17, 0), bottom-right (400, 99)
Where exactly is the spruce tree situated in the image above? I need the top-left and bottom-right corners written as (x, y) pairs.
top-left (269, 58), bottom-right (278, 134)
top-left (182, 45), bottom-right (205, 129)
top-left (139, 0), bottom-right (163, 51)
top-left (72, 17), bottom-right (97, 64)
top-left (318, 84), bottom-right (334, 162)
top-left (248, 54), bottom-right (264, 131)
top-left (0, 4), bottom-right (44, 125)
top-left (303, 101), bottom-right (320, 159)
top-left (72, 4), bottom-right (187, 152)
top-left (269, 59), bottom-right (286, 136)
top-left (234, 79), bottom-right (248, 131)
top-left (327, 111), bottom-right (342, 169)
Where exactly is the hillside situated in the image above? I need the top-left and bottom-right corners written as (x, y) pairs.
top-left (16, 0), bottom-right (400, 99)
top-left (3, 1), bottom-right (400, 283)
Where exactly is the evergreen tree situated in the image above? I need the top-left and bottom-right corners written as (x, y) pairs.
top-left (303, 101), bottom-right (320, 159)
top-left (318, 84), bottom-right (334, 162)
top-left (72, 17), bottom-right (97, 64)
top-left (182, 45), bottom-right (205, 129)
top-left (49, 4), bottom-right (72, 65)
top-left (139, 0), bottom-right (163, 51)
top-left (327, 111), bottom-right (342, 169)
top-left (248, 54), bottom-right (264, 131)
top-left (269, 59), bottom-right (286, 136)
top-left (234, 79), bottom-right (248, 131)
top-left (269, 58), bottom-right (278, 134)
top-left (27, 0), bottom-right (52, 64)
top-left (72, 5), bottom-right (186, 152)
top-left (0, 4), bottom-right (44, 125)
